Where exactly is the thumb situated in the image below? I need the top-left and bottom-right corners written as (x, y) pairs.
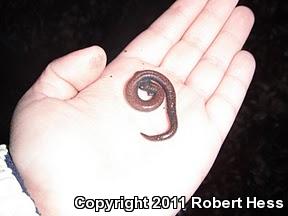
top-left (25, 45), bottom-right (106, 102)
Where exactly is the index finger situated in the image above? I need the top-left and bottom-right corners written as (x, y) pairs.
top-left (118, 0), bottom-right (209, 65)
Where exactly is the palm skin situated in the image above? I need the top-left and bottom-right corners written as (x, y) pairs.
top-left (10, 0), bottom-right (255, 215)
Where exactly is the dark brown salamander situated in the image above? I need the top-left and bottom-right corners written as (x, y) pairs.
top-left (125, 70), bottom-right (178, 141)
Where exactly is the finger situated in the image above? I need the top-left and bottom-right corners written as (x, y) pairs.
top-left (186, 6), bottom-right (254, 99)
top-left (28, 46), bottom-right (106, 101)
top-left (118, 0), bottom-right (208, 65)
top-left (206, 51), bottom-right (255, 139)
top-left (161, 0), bottom-right (239, 80)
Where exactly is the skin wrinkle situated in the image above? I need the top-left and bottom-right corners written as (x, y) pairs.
top-left (145, 27), bottom-right (174, 49)
top-left (184, 80), bottom-right (208, 101)
top-left (201, 54), bottom-right (228, 73)
top-left (169, 1), bottom-right (193, 23)
top-left (47, 63), bottom-right (78, 93)
top-left (120, 29), bottom-right (172, 66)
top-left (205, 107), bottom-right (226, 143)
top-left (36, 73), bottom-right (75, 99)
top-left (180, 37), bottom-right (207, 56)
top-left (211, 92), bottom-right (238, 117)
top-left (200, 6), bottom-right (226, 26)
top-left (206, 93), bottom-right (237, 142)
top-left (218, 29), bottom-right (243, 47)
top-left (224, 73), bottom-right (249, 91)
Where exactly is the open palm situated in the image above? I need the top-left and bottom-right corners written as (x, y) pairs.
top-left (10, 0), bottom-right (255, 215)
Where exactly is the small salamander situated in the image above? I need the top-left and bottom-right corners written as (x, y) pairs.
top-left (125, 70), bottom-right (178, 141)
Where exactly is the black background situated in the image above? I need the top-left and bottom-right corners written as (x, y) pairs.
top-left (0, 0), bottom-right (287, 215)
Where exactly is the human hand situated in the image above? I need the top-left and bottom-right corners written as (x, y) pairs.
top-left (10, 0), bottom-right (255, 215)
